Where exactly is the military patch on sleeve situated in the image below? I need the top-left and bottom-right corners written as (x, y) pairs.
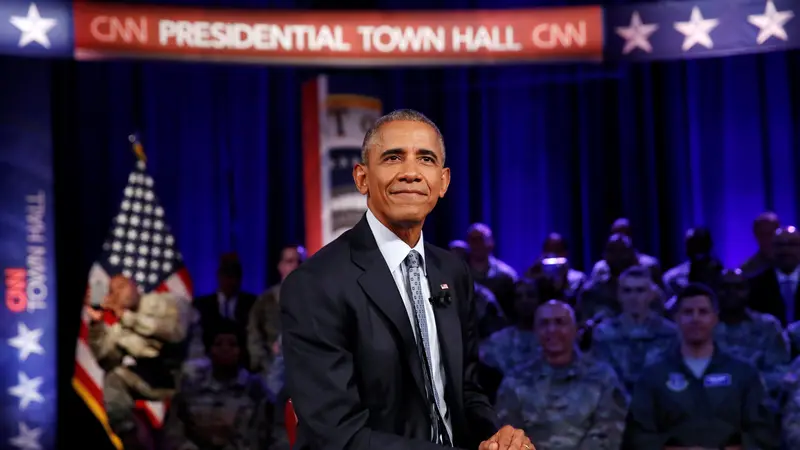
top-left (666, 372), bottom-right (688, 392)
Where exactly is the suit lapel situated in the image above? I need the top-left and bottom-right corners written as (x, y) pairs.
top-left (350, 217), bottom-right (428, 404)
top-left (426, 249), bottom-right (464, 408)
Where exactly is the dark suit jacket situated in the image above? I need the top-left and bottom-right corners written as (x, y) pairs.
top-left (747, 267), bottom-right (800, 326)
top-left (193, 291), bottom-right (257, 332)
top-left (281, 216), bottom-right (498, 450)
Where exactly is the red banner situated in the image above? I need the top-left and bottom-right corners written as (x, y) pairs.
top-left (72, 3), bottom-right (604, 66)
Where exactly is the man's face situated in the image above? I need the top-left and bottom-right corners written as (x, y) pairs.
top-left (618, 275), bottom-right (653, 317)
top-left (542, 236), bottom-right (567, 258)
top-left (610, 220), bottom-right (631, 237)
top-left (718, 272), bottom-right (749, 311)
top-left (466, 229), bottom-right (492, 260)
top-left (514, 282), bottom-right (540, 319)
top-left (686, 232), bottom-right (712, 261)
top-left (278, 247), bottom-right (303, 281)
top-left (774, 230), bottom-right (800, 272)
top-left (675, 295), bottom-right (718, 345)
top-left (106, 276), bottom-right (139, 310)
top-left (535, 302), bottom-right (576, 356)
top-left (604, 240), bottom-right (637, 276)
top-left (353, 121), bottom-right (450, 228)
top-left (218, 273), bottom-right (241, 297)
top-left (209, 333), bottom-right (241, 367)
top-left (755, 220), bottom-right (779, 253)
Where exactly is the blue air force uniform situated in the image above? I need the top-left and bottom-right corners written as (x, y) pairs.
top-left (622, 347), bottom-right (779, 450)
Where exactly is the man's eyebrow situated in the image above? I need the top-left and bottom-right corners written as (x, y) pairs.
top-left (378, 148), bottom-right (440, 161)
top-left (379, 148), bottom-right (404, 158)
top-left (417, 149), bottom-right (439, 161)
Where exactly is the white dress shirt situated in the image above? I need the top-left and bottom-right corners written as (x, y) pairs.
top-left (366, 209), bottom-right (452, 439)
top-left (217, 292), bottom-right (237, 320)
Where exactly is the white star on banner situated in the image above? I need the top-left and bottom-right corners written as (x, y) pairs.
top-left (748, 0), bottom-right (795, 44)
top-left (8, 372), bottom-right (44, 410)
top-left (674, 6), bottom-right (720, 51)
top-left (9, 422), bottom-right (42, 450)
top-left (9, 3), bottom-right (57, 49)
top-left (616, 11), bottom-right (659, 54)
top-left (8, 323), bottom-right (44, 361)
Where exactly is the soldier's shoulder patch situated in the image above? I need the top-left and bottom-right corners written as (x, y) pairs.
top-left (666, 372), bottom-right (688, 392)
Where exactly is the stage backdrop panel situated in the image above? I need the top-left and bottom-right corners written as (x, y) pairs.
top-left (0, 57), bottom-right (57, 450)
top-left (303, 74), bottom-right (384, 253)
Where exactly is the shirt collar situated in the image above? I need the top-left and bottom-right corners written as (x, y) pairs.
top-left (217, 292), bottom-right (237, 303)
top-left (366, 209), bottom-right (426, 275)
top-left (776, 267), bottom-right (800, 283)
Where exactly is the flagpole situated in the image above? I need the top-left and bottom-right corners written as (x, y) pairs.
top-left (128, 134), bottom-right (147, 163)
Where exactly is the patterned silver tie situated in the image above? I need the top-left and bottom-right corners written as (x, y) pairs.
top-left (405, 250), bottom-right (450, 446)
top-left (405, 250), bottom-right (441, 411)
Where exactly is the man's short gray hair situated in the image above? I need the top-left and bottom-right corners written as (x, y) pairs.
top-left (361, 109), bottom-right (446, 164)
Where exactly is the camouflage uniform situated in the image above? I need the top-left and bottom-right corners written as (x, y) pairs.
top-left (714, 309), bottom-right (790, 394)
top-left (591, 312), bottom-right (678, 392)
top-left (88, 292), bottom-right (190, 435)
top-left (247, 284), bottom-right (282, 375)
top-left (474, 282), bottom-right (508, 339)
top-left (479, 327), bottom-right (538, 375)
top-left (266, 336), bottom-right (284, 401)
top-left (781, 356), bottom-right (800, 447)
top-left (496, 353), bottom-right (628, 449)
top-left (784, 320), bottom-right (800, 357)
top-left (162, 368), bottom-right (271, 450)
top-left (575, 279), bottom-right (620, 323)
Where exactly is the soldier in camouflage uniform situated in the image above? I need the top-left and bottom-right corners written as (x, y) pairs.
top-left (479, 277), bottom-right (541, 375)
top-left (577, 234), bottom-right (641, 323)
top-left (781, 355), bottom-right (800, 447)
top-left (714, 269), bottom-right (790, 396)
top-left (784, 320), bottom-right (800, 358)
top-left (163, 319), bottom-right (271, 450)
top-left (496, 300), bottom-right (628, 449)
top-left (591, 266), bottom-right (678, 392)
top-left (87, 275), bottom-right (190, 450)
top-left (450, 240), bottom-right (508, 338)
top-left (248, 245), bottom-right (306, 377)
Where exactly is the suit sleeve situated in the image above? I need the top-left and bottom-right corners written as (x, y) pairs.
top-left (281, 268), bottom-right (444, 450)
top-left (460, 261), bottom-right (500, 442)
top-left (621, 369), bottom-right (664, 450)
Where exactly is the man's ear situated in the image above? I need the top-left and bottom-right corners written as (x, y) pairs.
top-left (353, 163), bottom-right (369, 195)
top-left (438, 167), bottom-right (451, 198)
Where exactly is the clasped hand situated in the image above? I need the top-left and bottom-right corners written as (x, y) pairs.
top-left (479, 425), bottom-right (535, 450)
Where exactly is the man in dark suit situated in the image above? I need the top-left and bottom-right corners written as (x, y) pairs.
top-left (193, 253), bottom-right (257, 337)
top-left (281, 109), bottom-right (534, 450)
top-left (748, 226), bottom-right (800, 326)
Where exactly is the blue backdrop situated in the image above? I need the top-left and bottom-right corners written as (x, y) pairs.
top-left (31, 0), bottom-right (800, 447)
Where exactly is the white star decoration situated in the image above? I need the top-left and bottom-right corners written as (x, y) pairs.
top-left (9, 422), bottom-right (42, 450)
top-left (616, 11), bottom-right (659, 54)
top-left (105, 165), bottom-right (183, 290)
top-left (748, 0), bottom-right (795, 45)
top-left (8, 372), bottom-right (44, 410)
top-left (674, 6), bottom-right (720, 51)
top-left (8, 323), bottom-right (44, 361)
top-left (9, 3), bottom-right (57, 49)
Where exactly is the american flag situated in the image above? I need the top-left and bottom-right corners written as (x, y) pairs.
top-left (72, 142), bottom-right (192, 449)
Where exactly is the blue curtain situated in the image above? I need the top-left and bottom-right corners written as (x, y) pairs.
top-left (46, 0), bottom-right (800, 447)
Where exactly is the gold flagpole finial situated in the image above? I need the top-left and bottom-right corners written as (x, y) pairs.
top-left (128, 134), bottom-right (147, 163)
